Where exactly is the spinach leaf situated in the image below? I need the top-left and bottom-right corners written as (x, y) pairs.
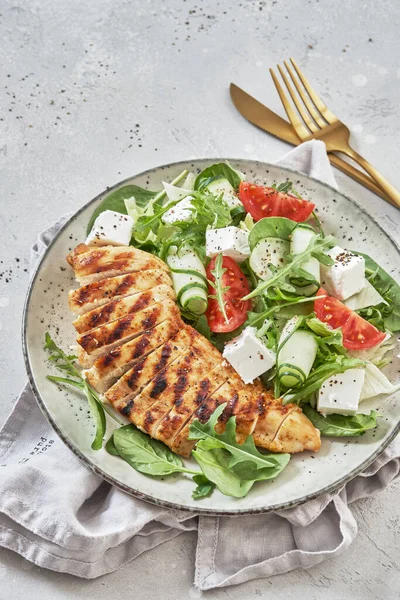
top-left (113, 425), bottom-right (200, 476)
top-left (192, 445), bottom-right (289, 498)
top-left (303, 406), bottom-right (379, 436)
top-left (249, 217), bottom-right (298, 250)
top-left (194, 162), bottom-right (242, 191)
top-left (105, 432), bottom-right (120, 456)
top-left (189, 404), bottom-right (290, 497)
top-left (87, 185), bottom-right (158, 234)
top-left (356, 252), bottom-right (400, 332)
top-left (192, 474), bottom-right (216, 499)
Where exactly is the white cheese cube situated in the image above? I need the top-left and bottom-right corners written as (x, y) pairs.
top-left (85, 210), bottom-right (134, 247)
top-left (161, 196), bottom-right (194, 225)
top-left (222, 326), bottom-right (276, 384)
top-left (206, 226), bottom-right (250, 263)
top-left (320, 246), bottom-right (365, 300)
top-left (317, 368), bottom-right (366, 416)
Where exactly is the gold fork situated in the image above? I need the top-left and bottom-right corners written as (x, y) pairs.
top-left (270, 58), bottom-right (400, 208)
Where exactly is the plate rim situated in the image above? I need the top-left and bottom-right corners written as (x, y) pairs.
top-left (22, 157), bottom-right (400, 516)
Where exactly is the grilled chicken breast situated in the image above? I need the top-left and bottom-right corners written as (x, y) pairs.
top-left (67, 244), bottom-right (169, 285)
top-left (76, 298), bottom-right (180, 358)
top-left (67, 243), bottom-right (321, 459)
top-left (68, 270), bottom-right (174, 316)
top-left (73, 284), bottom-right (175, 334)
top-left (84, 318), bottom-right (182, 393)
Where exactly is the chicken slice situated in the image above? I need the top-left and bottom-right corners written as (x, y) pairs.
top-left (84, 318), bottom-right (182, 393)
top-left (105, 326), bottom-right (196, 412)
top-left (68, 270), bottom-right (173, 316)
top-left (171, 375), bottom-right (248, 457)
top-left (154, 361), bottom-right (230, 447)
top-left (139, 339), bottom-right (229, 438)
top-left (76, 298), bottom-right (180, 359)
top-left (73, 284), bottom-right (175, 334)
top-left (67, 244), bottom-right (169, 285)
top-left (268, 408), bottom-right (322, 453)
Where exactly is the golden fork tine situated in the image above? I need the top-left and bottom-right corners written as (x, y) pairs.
top-left (269, 68), bottom-right (311, 139)
top-left (276, 64), bottom-right (318, 134)
top-left (283, 60), bottom-right (326, 130)
top-left (290, 57), bottom-right (337, 125)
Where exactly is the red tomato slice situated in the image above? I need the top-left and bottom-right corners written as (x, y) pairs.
top-left (206, 256), bottom-right (250, 333)
top-left (239, 181), bottom-right (315, 222)
top-left (315, 288), bottom-right (386, 350)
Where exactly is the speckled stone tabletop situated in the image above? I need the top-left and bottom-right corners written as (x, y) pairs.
top-left (0, 0), bottom-right (399, 598)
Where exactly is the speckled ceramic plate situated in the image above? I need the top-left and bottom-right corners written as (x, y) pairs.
top-left (23, 159), bottom-right (400, 515)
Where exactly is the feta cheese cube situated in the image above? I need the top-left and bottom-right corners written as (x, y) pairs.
top-left (206, 226), bottom-right (250, 263)
top-left (317, 368), bottom-right (366, 416)
top-left (320, 246), bottom-right (365, 300)
top-left (161, 196), bottom-right (194, 225)
top-left (222, 326), bottom-right (276, 384)
top-left (85, 210), bottom-right (134, 247)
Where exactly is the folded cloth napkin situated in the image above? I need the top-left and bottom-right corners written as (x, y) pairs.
top-left (1, 140), bottom-right (399, 590)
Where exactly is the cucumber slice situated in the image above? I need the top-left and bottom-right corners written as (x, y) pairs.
top-left (166, 246), bottom-right (208, 316)
top-left (249, 237), bottom-right (289, 281)
top-left (289, 223), bottom-right (320, 294)
top-left (206, 178), bottom-right (242, 209)
top-left (277, 329), bottom-right (318, 388)
top-left (290, 224), bottom-right (317, 253)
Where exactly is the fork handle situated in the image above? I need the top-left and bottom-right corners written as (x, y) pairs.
top-left (340, 147), bottom-right (400, 208)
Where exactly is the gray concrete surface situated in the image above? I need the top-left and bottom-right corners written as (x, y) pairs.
top-left (0, 0), bottom-right (399, 598)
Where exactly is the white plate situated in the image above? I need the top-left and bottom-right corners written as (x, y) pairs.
top-left (23, 159), bottom-right (400, 515)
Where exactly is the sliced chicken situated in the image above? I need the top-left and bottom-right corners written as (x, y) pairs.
top-left (68, 270), bottom-right (174, 316)
top-left (154, 361), bottom-right (230, 446)
top-left (138, 338), bottom-right (229, 437)
top-left (105, 326), bottom-right (196, 411)
top-left (67, 244), bottom-right (168, 286)
top-left (73, 284), bottom-right (175, 334)
top-left (84, 318), bottom-right (182, 393)
top-left (171, 382), bottom-right (321, 458)
top-left (77, 298), bottom-right (180, 359)
top-left (267, 408), bottom-right (322, 453)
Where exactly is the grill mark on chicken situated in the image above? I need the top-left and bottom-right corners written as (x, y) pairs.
top-left (120, 399), bottom-right (134, 416)
top-left (103, 347), bottom-right (121, 367)
top-left (218, 393), bottom-right (239, 425)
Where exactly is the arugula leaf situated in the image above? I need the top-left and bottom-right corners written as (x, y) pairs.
top-left (208, 253), bottom-right (230, 323)
top-left (44, 332), bottom-right (81, 380)
top-left (272, 180), bottom-right (295, 194)
top-left (243, 234), bottom-right (335, 301)
top-left (303, 406), bottom-right (379, 436)
top-left (45, 334), bottom-right (123, 450)
top-left (283, 357), bottom-right (366, 405)
top-left (113, 425), bottom-right (200, 476)
top-left (192, 474), bottom-right (216, 499)
top-left (194, 162), bottom-right (242, 191)
top-left (355, 252), bottom-right (400, 332)
top-left (248, 217), bottom-right (298, 250)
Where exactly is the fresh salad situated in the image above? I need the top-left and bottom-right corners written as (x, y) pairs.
top-left (45, 161), bottom-right (400, 500)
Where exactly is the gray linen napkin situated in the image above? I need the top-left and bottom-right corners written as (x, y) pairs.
top-left (0, 141), bottom-right (399, 590)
